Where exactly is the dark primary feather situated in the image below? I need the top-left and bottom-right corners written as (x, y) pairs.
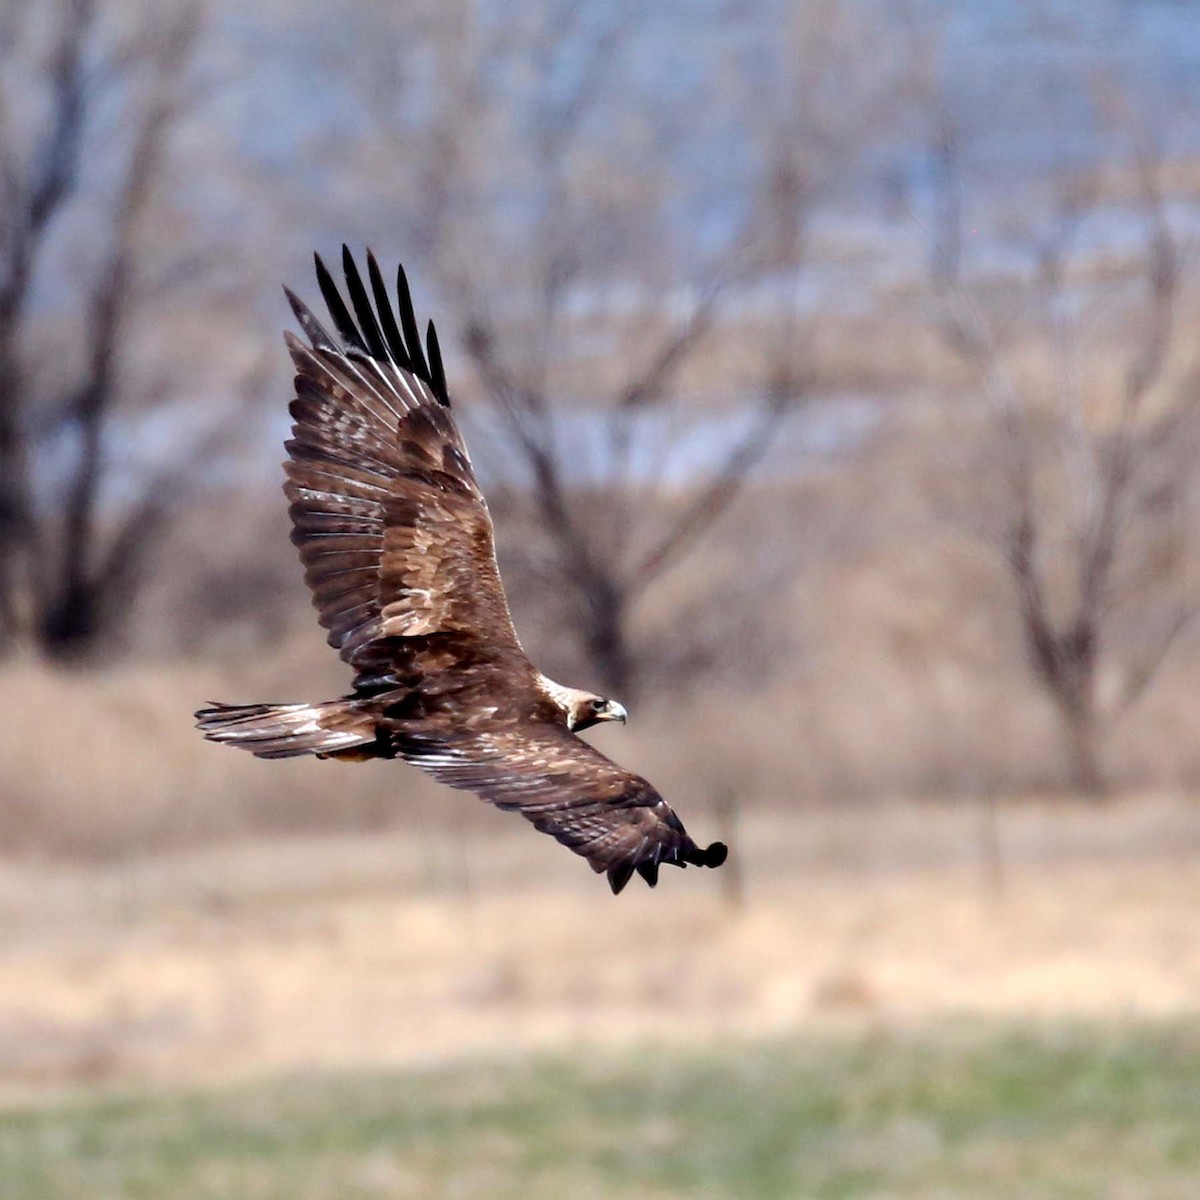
top-left (284, 286), bottom-right (336, 351)
top-left (212, 249), bottom-right (727, 892)
top-left (396, 263), bottom-right (432, 384)
top-left (341, 246), bottom-right (389, 362)
top-left (315, 252), bottom-right (367, 355)
top-left (426, 320), bottom-right (447, 405)
top-left (368, 252), bottom-right (409, 369)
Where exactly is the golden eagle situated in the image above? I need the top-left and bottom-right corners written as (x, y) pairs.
top-left (195, 250), bottom-right (727, 894)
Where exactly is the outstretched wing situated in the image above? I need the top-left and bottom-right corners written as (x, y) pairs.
top-left (394, 719), bottom-right (728, 893)
top-left (282, 248), bottom-right (521, 675)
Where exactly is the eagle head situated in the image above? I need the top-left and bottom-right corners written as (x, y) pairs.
top-left (570, 693), bottom-right (628, 732)
top-left (538, 676), bottom-right (627, 732)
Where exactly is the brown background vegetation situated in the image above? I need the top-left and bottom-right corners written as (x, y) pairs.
top-left (3, 1), bottom-right (1200, 1146)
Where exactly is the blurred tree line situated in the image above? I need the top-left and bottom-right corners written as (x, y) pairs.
top-left (0, 0), bottom-right (915, 679)
top-left (0, 0), bottom-right (263, 660)
top-left (3, 0), bottom-right (1200, 797)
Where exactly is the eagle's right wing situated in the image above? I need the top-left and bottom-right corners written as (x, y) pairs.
top-left (392, 719), bottom-right (728, 893)
top-left (282, 249), bottom-right (523, 678)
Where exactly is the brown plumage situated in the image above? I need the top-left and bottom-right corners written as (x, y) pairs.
top-left (195, 249), bottom-right (727, 894)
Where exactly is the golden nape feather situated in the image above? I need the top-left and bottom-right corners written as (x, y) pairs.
top-left (195, 248), bottom-right (726, 894)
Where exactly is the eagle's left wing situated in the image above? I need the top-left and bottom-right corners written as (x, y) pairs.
top-left (282, 248), bottom-right (524, 682)
top-left (393, 719), bottom-right (727, 893)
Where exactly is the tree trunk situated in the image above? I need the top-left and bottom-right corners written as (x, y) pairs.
top-left (0, 343), bottom-right (33, 653)
top-left (39, 579), bottom-right (104, 661)
top-left (1060, 696), bottom-right (1105, 798)
top-left (581, 579), bottom-right (633, 700)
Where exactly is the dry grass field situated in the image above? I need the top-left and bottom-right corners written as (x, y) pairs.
top-left (3, 624), bottom-right (1200, 1197)
top-left (2, 792), bottom-right (1200, 1197)
top-left (1, 793), bottom-right (1199, 1094)
top-left (2, 653), bottom-right (1200, 1095)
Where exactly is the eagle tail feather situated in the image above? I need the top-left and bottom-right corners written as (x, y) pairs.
top-left (194, 699), bottom-right (375, 760)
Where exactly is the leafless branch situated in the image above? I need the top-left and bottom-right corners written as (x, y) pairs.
top-left (51, 5), bottom-right (202, 637)
top-left (926, 97), bottom-right (1194, 793)
top-left (1114, 602), bottom-right (1200, 716)
top-left (629, 376), bottom-right (800, 593)
top-left (0, 0), bottom-right (219, 658)
top-left (94, 352), bottom-right (271, 616)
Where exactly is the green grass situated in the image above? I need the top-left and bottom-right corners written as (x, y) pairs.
top-left (3, 1023), bottom-right (1200, 1199)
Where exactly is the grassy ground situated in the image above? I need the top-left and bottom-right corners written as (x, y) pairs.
top-left (3, 798), bottom-right (1200, 1090)
top-left (3, 790), bottom-right (1200, 1196)
top-left (3, 1023), bottom-right (1200, 1199)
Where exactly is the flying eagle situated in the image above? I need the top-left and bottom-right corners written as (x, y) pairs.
top-left (195, 250), bottom-right (727, 894)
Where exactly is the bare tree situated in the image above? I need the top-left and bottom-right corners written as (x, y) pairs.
top-left (312, 0), bottom-right (912, 699)
top-left (929, 118), bottom-right (1200, 794)
top-left (0, 0), bottom-right (256, 660)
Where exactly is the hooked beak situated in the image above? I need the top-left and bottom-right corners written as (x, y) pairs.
top-left (606, 701), bottom-right (628, 724)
